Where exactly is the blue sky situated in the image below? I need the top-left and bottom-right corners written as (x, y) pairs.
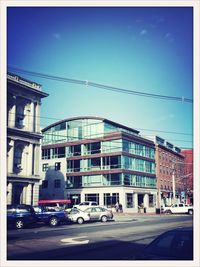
top-left (7, 6), bottom-right (193, 148)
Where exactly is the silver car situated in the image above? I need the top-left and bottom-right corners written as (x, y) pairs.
top-left (84, 206), bottom-right (113, 222)
top-left (66, 208), bottom-right (90, 224)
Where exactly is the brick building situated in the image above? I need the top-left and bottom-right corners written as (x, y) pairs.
top-left (181, 149), bottom-right (193, 204)
top-left (154, 136), bottom-right (185, 208)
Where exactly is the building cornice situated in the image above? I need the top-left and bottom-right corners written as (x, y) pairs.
top-left (8, 74), bottom-right (49, 98)
top-left (156, 143), bottom-right (184, 158)
top-left (42, 116), bottom-right (140, 135)
top-left (7, 127), bottom-right (42, 141)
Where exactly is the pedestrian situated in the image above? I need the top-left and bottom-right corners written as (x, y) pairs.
top-left (119, 203), bottom-right (123, 213)
top-left (115, 202), bottom-right (119, 212)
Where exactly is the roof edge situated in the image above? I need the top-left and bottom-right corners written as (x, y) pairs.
top-left (42, 116), bottom-right (140, 134)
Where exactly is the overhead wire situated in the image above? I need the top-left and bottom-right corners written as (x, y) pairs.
top-left (8, 112), bottom-right (193, 137)
top-left (7, 66), bottom-right (193, 103)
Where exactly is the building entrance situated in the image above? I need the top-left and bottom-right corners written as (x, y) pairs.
top-left (138, 194), bottom-right (144, 207)
top-left (13, 184), bottom-right (24, 204)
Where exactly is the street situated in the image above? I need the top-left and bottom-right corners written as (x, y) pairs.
top-left (7, 214), bottom-right (193, 260)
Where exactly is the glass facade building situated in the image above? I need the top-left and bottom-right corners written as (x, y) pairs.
top-left (41, 117), bottom-right (157, 213)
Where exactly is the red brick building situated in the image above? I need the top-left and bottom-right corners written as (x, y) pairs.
top-left (154, 136), bottom-right (185, 208)
top-left (181, 149), bottom-right (193, 204)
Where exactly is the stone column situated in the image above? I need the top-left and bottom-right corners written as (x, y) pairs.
top-left (119, 189), bottom-right (125, 211)
top-left (99, 191), bottom-right (104, 206)
top-left (21, 144), bottom-right (29, 176)
top-left (34, 144), bottom-right (40, 176)
top-left (7, 183), bottom-right (13, 204)
top-left (35, 102), bottom-right (41, 133)
top-left (27, 143), bottom-right (33, 176)
top-left (22, 185), bottom-right (27, 203)
top-left (25, 102), bottom-right (34, 132)
top-left (144, 193), bottom-right (149, 209)
top-left (32, 183), bottom-right (39, 206)
top-left (7, 139), bottom-right (14, 174)
top-left (133, 192), bottom-right (138, 211)
top-left (25, 184), bottom-right (32, 205)
top-left (8, 100), bottom-right (16, 128)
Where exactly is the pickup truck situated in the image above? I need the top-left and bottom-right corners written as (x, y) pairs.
top-left (33, 205), bottom-right (68, 226)
top-left (162, 203), bottom-right (193, 215)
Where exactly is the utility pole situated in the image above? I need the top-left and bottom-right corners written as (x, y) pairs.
top-left (172, 162), bottom-right (176, 204)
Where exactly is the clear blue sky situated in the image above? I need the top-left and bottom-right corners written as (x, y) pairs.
top-left (7, 6), bottom-right (193, 148)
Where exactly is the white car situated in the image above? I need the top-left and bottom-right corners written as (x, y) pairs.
top-left (73, 201), bottom-right (98, 211)
top-left (66, 208), bottom-right (90, 224)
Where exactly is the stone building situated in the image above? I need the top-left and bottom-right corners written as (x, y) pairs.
top-left (7, 73), bottom-right (48, 205)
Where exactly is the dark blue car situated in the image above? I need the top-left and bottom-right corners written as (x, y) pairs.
top-left (33, 205), bottom-right (68, 226)
top-left (7, 204), bottom-right (37, 229)
top-left (136, 227), bottom-right (193, 260)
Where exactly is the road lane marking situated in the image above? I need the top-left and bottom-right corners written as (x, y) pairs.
top-left (61, 236), bottom-right (89, 245)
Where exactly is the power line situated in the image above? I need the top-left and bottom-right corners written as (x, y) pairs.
top-left (7, 117), bottom-right (193, 146)
top-left (8, 112), bottom-right (193, 137)
top-left (8, 66), bottom-right (193, 103)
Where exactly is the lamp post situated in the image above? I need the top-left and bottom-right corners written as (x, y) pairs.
top-left (172, 163), bottom-right (176, 204)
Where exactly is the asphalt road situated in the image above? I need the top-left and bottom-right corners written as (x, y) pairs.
top-left (7, 215), bottom-right (193, 260)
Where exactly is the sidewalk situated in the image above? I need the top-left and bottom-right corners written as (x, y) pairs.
top-left (113, 211), bottom-right (162, 222)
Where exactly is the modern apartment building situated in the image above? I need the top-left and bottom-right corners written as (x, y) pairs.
top-left (154, 136), bottom-right (185, 208)
top-left (7, 73), bottom-right (48, 205)
top-left (40, 116), bottom-right (157, 213)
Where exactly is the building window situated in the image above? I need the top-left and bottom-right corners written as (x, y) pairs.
top-left (66, 176), bottom-right (82, 188)
top-left (91, 157), bottom-right (101, 170)
top-left (67, 159), bottom-right (80, 172)
top-left (103, 193), bottom-right (119, 208)
top-left (52, 147), bottom-right (66, 158)
top-left (42, 180), bottom-right (48, 188)
top-left (42, 163), bottom-right (48, 172)
top-left (42, 149), bottom-right (50, 159)
top-left (126, 193), bottom-right (133, 208)
top-left (91, 142), bottom-right (101, 154)
top-left (58, 147), bottom-right (65, 158)
top-left (55, 162), bottom-right (61, 171)
top-left (54, 179), bottom-right (61, 188)
top-left (85, 193), bottom-right (99, 203)
top-left (149, 194), bottom-right (154, 207)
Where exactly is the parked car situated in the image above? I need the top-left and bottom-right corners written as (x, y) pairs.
top-left (84, 206), bottom-right (113, 222)
top-left (33, 205), bottom-right (68, 227)
top-left (136, 227), bottom-right (193, 260)
top-left (38, 199), bottom-right (72, 211)
top-left (73, 201), bottom-right (98, 211)
top-left (7, 204), bottom-right (37, 229)
top-left (66, 208), bottom-right (90, 224)
top-left (162, 203), bottom-right (193, 215)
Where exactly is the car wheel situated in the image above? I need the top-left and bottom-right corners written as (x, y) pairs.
top-left (188, 209), bottom-right (193, 215)
top-left (165, 210), bottom-right (172, 214)
top-left (15, 219), bottom-right (24, 229)
top-left (101, 215), bottom-right (108, 222)
top-left (77, 217), bottom-right (84, 224)
top-left (49, 216), bottom-right (59, 227)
